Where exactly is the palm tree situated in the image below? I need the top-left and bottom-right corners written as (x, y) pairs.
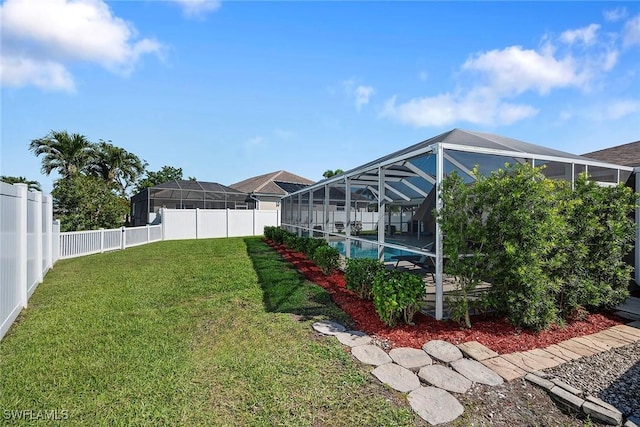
top-left (29, 130), bottom-right (92, 178)
top-left (0, 176), bottom-right (42, 192)
top-left (86, 140), bottom-right (146, 196)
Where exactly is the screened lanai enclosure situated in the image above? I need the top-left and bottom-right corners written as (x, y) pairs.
top-left (130, 180), bottom-right (254, 226)
top-left (280, 129), bottom-right (635, 320)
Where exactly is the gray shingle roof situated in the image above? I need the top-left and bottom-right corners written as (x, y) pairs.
top-left (582, 141), bottom-right (640, 167)
top-left (230, 170), bottom-right (314, 196)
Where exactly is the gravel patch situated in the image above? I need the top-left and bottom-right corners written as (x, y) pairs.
top-left (544, 340), bottom-right (640, 418)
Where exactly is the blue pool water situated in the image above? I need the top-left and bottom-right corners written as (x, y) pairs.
top-left (329, 241), bottom-right (412, 262)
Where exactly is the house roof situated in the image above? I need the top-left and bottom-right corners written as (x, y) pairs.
top-left (230, 170), bottom-right (314, 196)
top-left (582, 140), bottom-right (640, 167)
top-left (152, 179), bottom-right (246, 194)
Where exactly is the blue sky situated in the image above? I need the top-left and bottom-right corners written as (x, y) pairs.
top-left (1, 0), bottom-right (639, 194)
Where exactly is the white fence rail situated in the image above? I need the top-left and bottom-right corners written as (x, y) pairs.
top-left (58, 225), bottom-right (163, 259)
top-left (161, 208), bottom-right (280, 240)
top-left (1, 183), bottom-right (56, 341)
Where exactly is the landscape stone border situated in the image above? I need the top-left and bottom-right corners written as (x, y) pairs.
top-left (312, 319), bottom-right (640, 426)
top-left (312, 320), bottom-right (503, 424)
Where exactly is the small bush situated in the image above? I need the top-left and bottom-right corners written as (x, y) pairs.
top-left (283, 232), bottom-right (299, 250)
top-left (313, 245), bottom-right (340, 275)
top-left (304, 238), bottom-right (328, 258)
top-left (263, 226), bottom-right (276, 240)
top-left (344, 258), bottom-right (385, 300)
top-left (373, 270), bottom-right (426, 327)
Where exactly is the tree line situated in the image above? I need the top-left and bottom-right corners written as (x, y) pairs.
top-left (1, 130), bottom-right (187, 232)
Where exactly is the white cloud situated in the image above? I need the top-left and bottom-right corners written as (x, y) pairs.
top-left (342, 79), bottom-right (375, 110)
top-left (560, 24), bottom-right (600, 46)
top-left (601, 99), bottom-right (640, 120)
top-left (0, 55), bottom-right (75, 92)
top-left (171, 0), bottom-right (221, 19)
top-left (355, 85), bottom-right (375, 110)
top-left (462, 45), bottom-right (589, 95)
top-left (623, 15), bottom-right (640, 47)
top-left (418, 71), bottom-right (429, 81)
top-left (381, 91), bottom-right (538, 127)
top-left (0, 0), bottom-right (162, 91)
top-left (604, 8), bottom-right (627, 23)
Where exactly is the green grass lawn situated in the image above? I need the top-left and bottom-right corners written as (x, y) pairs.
top-left (0, 237), bottom-right (417, 426)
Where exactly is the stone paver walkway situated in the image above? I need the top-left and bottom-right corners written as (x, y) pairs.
top-left (312, 319), bottom-right (640, 425)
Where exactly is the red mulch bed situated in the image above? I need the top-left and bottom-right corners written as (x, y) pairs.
top-left (265, 240), bottom-right (626, 354)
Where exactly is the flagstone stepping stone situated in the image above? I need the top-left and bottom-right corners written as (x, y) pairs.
top-left (422, 340), bottom-right (463, 363)
top-left (312, 320), bottom-right (346, 336)
top-left (589, 330), bottom-right (631, 348)
top-left (408, 386), bottom-right (464, 425)
top-left (351, 345), bottom-right (392, 366)
top-left (573, 335), bottom-right (611, 352)
top-left (612, 323), bottom-right (640, 339)
top-left (598, 328), bottom-right (636, 344)
top-left (501, 351), bottom-right (558, 372)
top-left (389, 347), bottom-right (432, 372)
top-left (450, 358), bottom-right (503, 386)
top-left (418, 365), bottom-right (472, 393)
top-left (371, 363), bottom-right (421, 393)
top-left (457, 341), bottom-right (498, 361)
top-left (335, 331), bottom-right (372, 347)
top-left (481, 357), bottom-right (527, 381)
top-left (544, 344), bottom-right (582, 361)
top-left (556, 339), bottom-right (599, 357)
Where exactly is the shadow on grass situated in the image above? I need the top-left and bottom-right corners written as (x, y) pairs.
top-left (244, 237), bottom-right (352, 326)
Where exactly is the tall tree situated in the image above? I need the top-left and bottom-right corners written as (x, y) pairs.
top-left (29, 130), bottom-right (92, 178)
top-left (52, 175), bottom-right (128, 231)
top-left (322, 169), bottom-right (344, 179)
top-left (134, 166), bottom-right (184, 193)
top-left (86, 140), bottom-right (146, 196)
top-left (0, 176), bottom-right (41, 192)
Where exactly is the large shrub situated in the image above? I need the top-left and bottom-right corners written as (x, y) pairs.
top-left (553, 174), bottom-right (636, 317)
top-left (475, 163), bottom-right (564, 330)
top-left (438, 163), bottom-right (636, 331)
top-left (344, 258), bottom-right (385, 300)
top-left (373, 270), bottom-right (426, 326)
top-left (437, 170), bottom-right (487, 328)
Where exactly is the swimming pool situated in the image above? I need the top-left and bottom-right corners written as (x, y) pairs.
top-left (329, 240), bottom-right (413, 262)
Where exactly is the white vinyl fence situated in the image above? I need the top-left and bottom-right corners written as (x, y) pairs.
top-left (58, 225), bottom-right (163, 259)
top-left (1, 183), bottom-right (56, 340)
top-left (160, 208), bottom-right (280, 240)
top-left (2, 197), bottom-right (279, 341)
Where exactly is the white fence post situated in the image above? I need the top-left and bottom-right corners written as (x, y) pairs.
top-left (196, 208), bottom-right (200, 239)
top-left (100, 229), bottom-right (105, 253)
top-left (43, 195), bottom-right (53, 272)
top-left (147, 224), bottom-right (151, 243)
top-left (121, 226), bottom-right (126, 250)
top-left (160, 208), bottom-right (166, 241)
top-left (34, 190), bottom-right (43, 285)
top-left (226, 208), bottom-right (229, 238)
top-left (15, 184), bottom-right (28, 308)
top-left (253, 209), bottom-right (256, 236)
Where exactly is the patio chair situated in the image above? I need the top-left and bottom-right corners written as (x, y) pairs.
top-left (390, 242), bottom-right (435, 281)
top-left (334, 222), bottom-right (345, 232)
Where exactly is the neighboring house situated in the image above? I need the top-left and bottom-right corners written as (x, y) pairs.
top-left (130, 180), bottom-right (253, 226)
top-left (583, 140), bottom-right (640, 188)
top-left (230, 170), bottom-right (314, 210)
